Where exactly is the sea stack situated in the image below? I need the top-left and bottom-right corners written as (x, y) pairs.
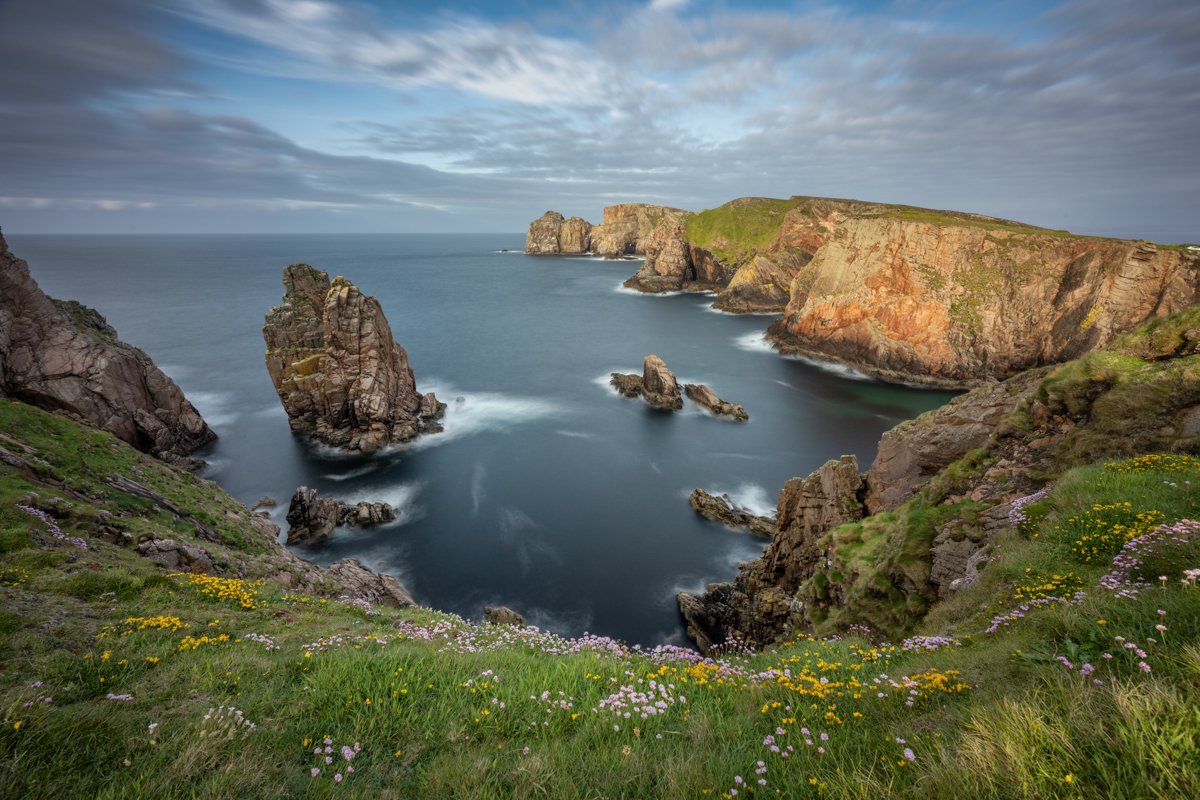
top-left (609, 355), bottom-right (684, 411)
top-left (263, 264), bottom-right (445, 453)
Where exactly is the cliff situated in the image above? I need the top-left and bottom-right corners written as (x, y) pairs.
top-left (263, 264), bottom-right (443, 454)
top-left (523, 204), bottom-right (688, 258)
top-left (680, 308), bottom-right (1200, 652)
top-left (767, 214), bottom-right (1200, 387)
top-left (0, 231), bottom-right (215, 465)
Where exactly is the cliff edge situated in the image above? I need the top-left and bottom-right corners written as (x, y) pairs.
top-left (0, 230), bottom-right (215, 465)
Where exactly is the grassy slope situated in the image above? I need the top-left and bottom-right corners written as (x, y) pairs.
top-left (2, 317), bottom-right (1200, 797)
top-left (684, 198), bottom-right (805, 265)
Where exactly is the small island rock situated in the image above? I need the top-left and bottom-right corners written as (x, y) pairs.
top-left (684, 383), bottom-right (748, 421)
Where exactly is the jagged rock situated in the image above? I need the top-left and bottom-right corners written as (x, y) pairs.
top-left (419, 392), bottom-right (447, 434)
top-left (609, 356), bottom-right (683, 411)
top-left (929, 505), bottom-right (1010, 598)
top-left (609, 372), bottom-right (643, 398)
top-left (689, 489), bottom-right (775, 536)
top-left (343, 501), bottom-right (395, 527)
top-left (641, 355), bottom-right (683, 410)
top-left (263, 264), bottom-right (442, 453)
top-left (678, 456), bottom-right (865, 653)
top-left (864, 366), bottom-right (1051, 514)
top-left (285, 486), bottom-right (345, 545)
top-left (525, 211), bottom-right (593, 255)
top-left (251, 496), bottom-right (277, 511)
top-left (684, 384), bottom-right (748, 421)
top-left (768, 216), bottom-right (1200, 387)
top-left (325, 558), bottom-right (414, 607)
top-left (483, 605), bottom-right (526, 626)
top-left (590, 204), bottom-right (687, 258)
top-left (285, 486), bottom-right (395, 544)
top-left (0, 231), bottom-right (215, 462)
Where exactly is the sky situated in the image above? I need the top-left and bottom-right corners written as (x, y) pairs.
top-left (0, 0), bottom-right (1197, 238)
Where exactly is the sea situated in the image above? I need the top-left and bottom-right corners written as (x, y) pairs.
top-left (9, 233), bottom-right (956, 646)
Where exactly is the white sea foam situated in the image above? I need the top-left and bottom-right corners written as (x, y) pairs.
top-left (471, 461), bottom-right (486, 516)
top-left (698, 302), bottom-right (776, 316)
top-left (555, 429), bottom-right (596, 439)
top-left (613, 282), bottom-right (687, 297)
top-left (341, 482), bottom-right (425, 527)
top-left (689, 482), bottom-right (776, 518)
top-left (400, 387), bottom-right (564, 452)
top-left (323, 464), bottom-right (379, 482)
top-left (732, 331), bottom-right (777, 354)
top-left (667, 541), bottom-right (765, 600)
top-left (188, 390), bottom-right (239, 429)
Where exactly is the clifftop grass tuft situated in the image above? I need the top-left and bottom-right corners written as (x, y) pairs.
top-left (685, 197), bottom-right (805, 265)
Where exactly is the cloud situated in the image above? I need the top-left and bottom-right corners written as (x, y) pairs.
top-left (0, 0), bottom-right (1197, 236)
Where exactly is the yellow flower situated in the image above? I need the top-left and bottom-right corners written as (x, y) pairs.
top-left (13, 721), bottom-right (22, 730)
top-left (1064, 774), bottom-right (1074, 784)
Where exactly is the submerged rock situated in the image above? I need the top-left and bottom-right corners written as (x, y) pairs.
top-left (263, 264), bottom-right (442, 453)
top-left (483, 606), bottom-right (526, 626)
top-left (0, 231), bottom-right (215, 464)
top-left (684, 383), bottom-right (748, 421)
top-left (689, 489), bottom-right (775, 536)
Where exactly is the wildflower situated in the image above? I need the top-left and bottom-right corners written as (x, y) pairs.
top-left (1064, 774), bottom-right (1074, 784)
top-left (311, 768), bottom-right (320, 778)
top-left (903, 748), bottom-right (915, 761)
top-left (334, 774), bottom-right (343, 783)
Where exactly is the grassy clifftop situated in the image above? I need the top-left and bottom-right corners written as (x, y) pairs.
top-left (684, 197), bottom-right (806, 265)
top-left (2, 318), bottom-right (1199, 799)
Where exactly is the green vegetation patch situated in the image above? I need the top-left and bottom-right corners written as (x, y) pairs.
top-left (684, 197), bottom-right (805, 266)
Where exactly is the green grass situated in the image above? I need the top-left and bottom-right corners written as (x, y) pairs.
top-left (1, 309), bottom-right (1199, 798)
top-left (685, 197), bottom-right (806, 265)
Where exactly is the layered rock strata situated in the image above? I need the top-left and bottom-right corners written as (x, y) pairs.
top-left (263, 264), bottom-right (444, 453)
top-left (524, 204), bottom-right (688, 258)
top-left (684, 384), bottom-right (748, 421)
top-left (767, 218), bottom-right (1200, 387)
top-left (610, 355), bottom-right (683, 411)
top-left (525, 212), bottom-right (592, 255)
top-left (0, 231), bottom-right (215, 464)
top-left (285, 485), bottom-right (396, 545)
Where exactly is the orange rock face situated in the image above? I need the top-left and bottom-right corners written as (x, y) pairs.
top-left (769, 217), bottom-right (1200, 386)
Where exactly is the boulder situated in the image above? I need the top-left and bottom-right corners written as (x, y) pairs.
top-left (641, 355), bottom-right (683, 410)
top-left (609, 372), bottom-right (643, 398)
top-left (285, 486), bottom-right (346, 545)
top-left (0, 231), bottom-right (215, 463)
top-left (684, 383), bottom-right (748, 421)
top-left (325, 558), bottom-right (414, 607)
top-left (525, 211), bottom-right (592, 255)
top-left (263, 264), bottom-right (442, 453)
top-left (483, 605), bottom-right (526, 626)
top-left (343, 501), bottom-right (396, 527)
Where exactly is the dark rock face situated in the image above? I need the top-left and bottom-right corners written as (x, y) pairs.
top-left (677, 456), bottom-right (865, 653)
top-left (483, 605), bottom-right (526, 626)
top-left (326, 558), bottom-right (414, 607)
top-left (263, 264), bottom-right (442, 453)
top-left (689, 489), bottom-right (775, 536)
top-left (610, 355), bottom-right (683, 411)
top-left (684, 383), bottom-right (748, 421)
top-left (0, 231), bottom-right (215, 464)
top-left (285, 486), bottom-right (395, 545)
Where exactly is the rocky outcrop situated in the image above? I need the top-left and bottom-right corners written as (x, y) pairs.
top-left (525, 211), bottom-right (592, 255)
top-left (684, 384), bottom-right (748, 421)
top-left (263, 264), bottom-right (444, 453)
top-left (864, 366), bottom-right (1051, 514)
top-left (285, 486), bottom-right (396, 546)
top-left (768, 216), bottom-right (1200, 387)
top-left (483, 605), bottom-right (526, 626)
top-left (590, 204), bottom-right (687, 257)
top-left (325, 558), bottom-right (414, 607)
top-left (689, 489), bottom-right (775, 536)
top-left (609, 355), bottom-right (683, 411)
top-left (0, 231), bottom-right (215, 464)
top-left (678, 456), bottom-right (865, 653)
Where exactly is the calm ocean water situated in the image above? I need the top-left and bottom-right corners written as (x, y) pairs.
top-left (10, 233), bottom-right (955, 646)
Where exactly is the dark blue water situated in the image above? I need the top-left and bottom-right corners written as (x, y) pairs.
top-left (9, 233), bottom-right (955, 645)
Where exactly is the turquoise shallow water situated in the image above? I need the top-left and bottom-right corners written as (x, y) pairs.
top-left (9, 233), bottom-right (956, 645)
